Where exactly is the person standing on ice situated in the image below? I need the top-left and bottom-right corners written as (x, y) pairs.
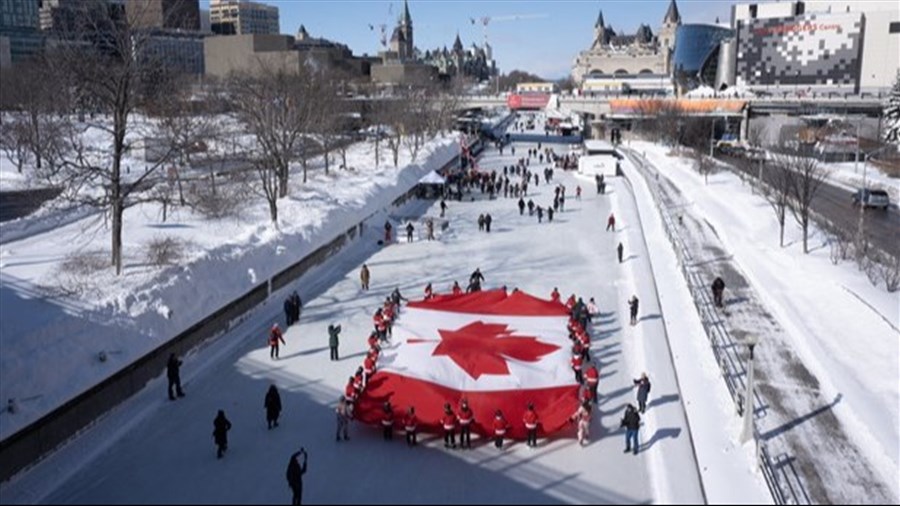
top-left (328, 323), bottom-right (342, 361)
top-left (492, 410), bottom-right (509, 449)
top-left (381, 402), bottom-right (395, 441)
top-left (518, 197), bottom-right (525, 215)
top-left (527, 199), bottom-right (535, 215)
top-left (628, 295), bottom-right (639, 325)
top-left (606, 213), bottom-right (616, 231)
top-left (406, 222), bottom-right (415, 243)
top-left (440, 199), bottom-right (447, 217)
top-left (441, 403), bottom-right (457, 449)
top-left (457, 399), bottom-right (474, 449)
top-left (426, 218), bottom-right (435, 241)
top-left (360, 264), bottom-right (370, 291)
top-left (484, 213), bottom-right (493, 233)
top-left (477, 213), bottom-right (485, 231)
top-left (523, 403), bottom-right (540, 448)
top-left (617, 242), bottom-right (624, 263)
top-left (269, 323), bottom-right (286, 360)
top-left (621, 404), bottom-right (641, 455)
top-left (213, 409), bottom-right (232, 459)
top-left (384, 220), bottom-right (393, 243)
top-left (536, 206), bottom-right (543, 223)
top-left (335, 396), bottom-right (351, 442)
top-left (451, 281), bottom-right (462, 295)
top-left (284, 296), bottom-right (294, 327)
top-left (264, 385), bottom-right (282, 429)
top-left (286, 448), bottom-right (308, 505)
top-left (585, 365), bottom-right (600, 404)
top-left (404, 406), bottom-right (418, 447)
top-left (166, 353), bottom-right (185, 401)
top-left (633, 373), bottom-right (651, 414)
top-left (570, 401), bottom-right (592, 446)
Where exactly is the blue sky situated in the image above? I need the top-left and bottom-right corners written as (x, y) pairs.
top-left (201, 1), bottom-right (734, 79)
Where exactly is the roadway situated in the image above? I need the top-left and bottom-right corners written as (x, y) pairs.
top-left (0, 188), bottom-right (62, 223)
top-left (723, 155), bottom-right (900, 258)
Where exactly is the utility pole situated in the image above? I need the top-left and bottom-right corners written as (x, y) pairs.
top-left (739, 335), bottom-right (759, 444)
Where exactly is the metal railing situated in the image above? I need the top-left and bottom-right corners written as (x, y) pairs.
top-left (622, 148), bottom-right (810, 505)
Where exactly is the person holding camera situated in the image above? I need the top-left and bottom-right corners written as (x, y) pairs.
top-left (286, 448), bottom-right (308, 505)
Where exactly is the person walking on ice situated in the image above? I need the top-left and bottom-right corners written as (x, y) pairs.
top-left (269, 323), bottom-right (286, 360)
top-left (405, 222), bottom-right (415, 243)
top-left (606, 213), bottom-right (616, 231)
top-left (213, 410), bottom-right (232, 459)
top-left (711, 276), bottom-right (726, 308)
top-left (264, 385), bottom-right (282, 429)
top-left (335, 396), bottom-right (351, 442)
top-left (617, 242), bottom-right (624, 263)
top-left (570, 401), bottom-right (592, 446)
top-left (628, 295), bottom-right (639, 325)
top-left (166, 353), bottom-right (185, 401)
top-left (286, 448), bottom-right (308, 505)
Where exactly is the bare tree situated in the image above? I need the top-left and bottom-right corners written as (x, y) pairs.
top-left (375, 96), bottom-right (410, 168)
top-left (48, 0), bottom-right (180, 275)
top-left (760, 159), bottom-right (793, 248)
top-left (692, 148), bottom-right (715, 184)
top-left (782, 152), bottom-right (830, 253)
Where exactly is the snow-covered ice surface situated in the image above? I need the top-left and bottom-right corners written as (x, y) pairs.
top-left (625, 140), bottom-right (899, 503)
top-left (0, 141), bottom-right (740, 504)
top-left (0, 136), bottom-right (457, 441)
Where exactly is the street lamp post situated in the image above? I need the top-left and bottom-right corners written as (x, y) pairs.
top-left (739, 334), bottom-right (759, 444)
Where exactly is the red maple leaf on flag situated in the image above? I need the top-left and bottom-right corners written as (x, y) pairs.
top-left (432, 321), bottom-right (560, 380)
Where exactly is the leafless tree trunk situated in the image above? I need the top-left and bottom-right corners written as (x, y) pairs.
top-left (779, 152), bottom-right (830, 253)
top-left (47, 0), bottom-right (180, 275)
top-left (692, 148), bottom-right (714, 184)
top-left (759, 160), bottom-right (793, 248)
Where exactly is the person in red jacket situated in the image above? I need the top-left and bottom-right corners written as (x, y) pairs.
top-left (458, 399), bottom-right (474, 449)
top-left (424, 283), bottom-right (434, 300)
top-left (404, 407), bottom-right (418, 447)
top-left (492, 410), bottom-right (508, 449)
top-left (363, 353), bottom-right (376, 387)
top-left (373, 309), bottom-right (387, 342)
top-left (565, 294), bottom-right (577, 311)
top-left (344, 377), bottom-right (357, 403)
top-left (381, 402), bottom-right (394, 441)
top-left (367, 331), bottom-right (379, 350)
top-left (523, 403), bottom-right (540, 448)
top-left (441, 403), bottom-right (457, 449)
top-left (550, 287), bottom-right (561, 303)
top-left (606, 213), bottom-right (616, 232)
top-left (585, 365), bottom-right (600, 404)
top-left (571, 349), bottom-right (584, 384)
top-left (269, 323), bottom-right (286, 360)
top-left (451, 281), bottom-right (462, 296)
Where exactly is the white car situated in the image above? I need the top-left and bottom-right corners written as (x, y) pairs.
top-left (852, 189), bottom-right (890, 210)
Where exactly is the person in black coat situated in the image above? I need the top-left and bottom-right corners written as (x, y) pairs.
top-left (620, 404), bottom-right (641, 455)
top-left (484, 213), bottom-right (492, 232)
top-left (213, 410), bottom-right (232, 459)
top-left (518, 197), bottom-right (525, 215)
top-left (711, 277), bottom-right (726, 308)
top-left (167, 353), bottom-right (184, 401)
top-left (265, 385), bottom-right (282, 429)
top-left (284, 297), bottom-right (294, 326)
top-left (291, 291), bottom-right (302, 324)
top-left (286, 448), bottom-right (308, 505)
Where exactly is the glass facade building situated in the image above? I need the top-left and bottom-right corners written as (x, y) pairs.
top-left (672, 24), bottom-right (734, 92)
top-left (0, 0), bottom-right (42, 62)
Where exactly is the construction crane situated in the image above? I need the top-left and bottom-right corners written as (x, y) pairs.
top-left (368, 3), bottom-right (395, 50)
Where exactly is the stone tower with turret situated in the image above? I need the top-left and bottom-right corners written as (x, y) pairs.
top-left (658, 0), bottom-right (681, 74)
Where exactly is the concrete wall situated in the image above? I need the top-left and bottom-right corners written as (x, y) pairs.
top-left (204, 34), bottom-right (297, 78)
top-left (370, 62), bottom-right (437, 86)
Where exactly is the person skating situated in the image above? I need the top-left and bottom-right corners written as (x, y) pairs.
top-left (477, 213), bottom-right (485, 232)
top-left (381, 402), bottom-right (395, 441)
top-left (213, 410), bottom-right (232, 459)
top-left (269, 323), bottom-right (286, 360)
top-left (527, 199), bottom-right (535, 215)
top-left (360, 264), bottom-right (370, 291)
top-left (166, 353), bottom-right (185, 401)
top-left (335, 396), bottom-right (351, 441)
top-left (576, 186), bottom-right (581, 200)
top-left (712, 277), bottom-right (726, 308)
top-left (458, 399), bottom-right (474, 449)
top-left (426, 218), bottom-right (435, 241)
top-left (547, 206), bottom-right (554, 222)
top-left (585, 365), bottom-right (599, 404)
top-left (405, 222), bottom-right (415, 243)
top-left (484, 213), bottom-right (493, 233)
top-left (470, 268), bottom-right (485, 287)
top-left (452, 281), bottom-right (462, 295)
top-left (265, 385), bottom-right (282, 429)
top-left (404, 407), bottom-right (418, 447)
top-left (550, 287), bottom-right (560, 303)
top-left (440, 199), bottom-right (447, 218)
top-left (286, 448), bottom-right (308, 505)
top-left (441, 403), bottom-right (457, 449)
top-left (328, 323), bottom-right (342, 361)
top-left (606, 213), bottom-right (616, 231)
top-left (595, 174), bottom-right (602, 194)
top-left (523, 403), bottom-right (539, 448)
top-left (424, 282), bottom-right (434, 300)
top-left (518, 197), bottom-right (525, 215)
top-left (633, 373), bottom-right (651, 414)
top-left (621, 404), bottom-right (641, 455)
top-left (492, 410), bottom-right (508, 449)
top-left (617, 242), bottom-right (624, 263)
top-left (570, 401), bottom-right (592, 446)
top-left (537, 206), bottom-right (544, 223)
top-left (628, 295), bottom-right (639, 325)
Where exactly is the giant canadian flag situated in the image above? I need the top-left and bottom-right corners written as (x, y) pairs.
top-left (356, 289), bottom-right (580, 439)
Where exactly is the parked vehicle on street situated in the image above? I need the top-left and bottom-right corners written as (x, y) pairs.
top-left (851, 188), bottom-right (890, 210)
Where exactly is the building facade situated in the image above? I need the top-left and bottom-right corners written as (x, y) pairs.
top-left (672, 24), bottom-right (734, 93)
top-left (142, 29), bottom-right (204, 74)
top-left (209, 0), bottom-right (278, 36)
top-left (0, 0), bottom-right (42, 63)
top-left (571, 0), bottom-right (681, 84)
top-left (126, 0), bottom-right (200, 32)
top-left (421, 34), bottom-right (496, 82)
